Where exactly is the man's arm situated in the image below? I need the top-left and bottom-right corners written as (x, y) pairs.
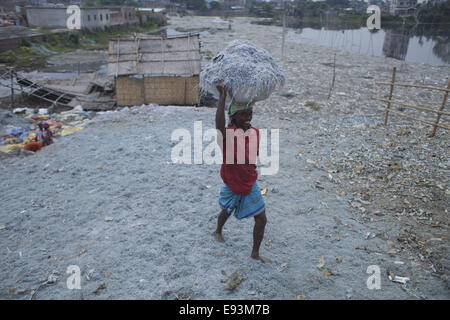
top-left (215, 81), bottom-right (227, 139)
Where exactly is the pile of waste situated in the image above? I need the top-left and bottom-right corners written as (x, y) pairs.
top-left (200, 40), bottom-right (285, 105)
top-left (0, 126), bottom-right (36, 153)
top-left (0, 105), bottom-right (94, 154)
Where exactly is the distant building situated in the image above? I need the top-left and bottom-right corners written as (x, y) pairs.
top-left (137, 7), bottom-right (166, 13)
top-left (390, 0), bottom-right (417, 15)
top-left (29, 1), bottom-right (49, 5)
top-left (108, 7), bottom-right (139, 27)
top-left (368, 0), bottom-right (390, 12)
top-left (140, 0), bottom-right (172, 5)
top-left (221, 0), bottom-right (241, 8)
top-left (135, 7), bottom-right (167, 26)
top-left (25, 6), bottom-right (139, 30)
top-left (0, 1), bottom-right (29, 14)
top-left (349, 0), bottom-right (368, 11)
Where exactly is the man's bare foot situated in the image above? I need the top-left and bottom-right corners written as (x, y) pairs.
top-left (213, 231), bottom-right (225, 243)
top-left (251, 253), bottom-right (272, 263)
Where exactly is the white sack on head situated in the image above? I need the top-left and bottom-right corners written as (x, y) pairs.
top-left (200, 40), bottom-right (285, 105)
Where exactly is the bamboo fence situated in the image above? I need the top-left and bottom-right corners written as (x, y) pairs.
top-left (375, 67), bottom-right (450, 137)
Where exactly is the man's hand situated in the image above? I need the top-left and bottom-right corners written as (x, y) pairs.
top-left (216, 81), bottom-right (227, 99)
top-left (215, 81), bottom-right (227, 139)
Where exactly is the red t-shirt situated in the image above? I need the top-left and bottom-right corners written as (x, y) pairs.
top-left (219, 125), bottom-right (260, 196)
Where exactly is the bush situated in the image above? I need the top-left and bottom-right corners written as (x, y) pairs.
top-left (0, 46), bottom-right (46, 69)
top-left (21, 39), bottom-right (32, 47)
top-left (68, 32), bottom-right (80, 45)
top-left (209, 1), bottom-right (220, 10)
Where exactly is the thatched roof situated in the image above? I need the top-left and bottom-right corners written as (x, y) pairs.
top-left (108, 34), bottom-right (201, 77)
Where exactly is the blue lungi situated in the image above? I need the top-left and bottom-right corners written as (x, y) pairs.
top-left (219, 183), bottom-right (265, 220)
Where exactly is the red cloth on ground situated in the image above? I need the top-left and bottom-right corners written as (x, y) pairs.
top-left (24, 141), bottom-right (42, 152)
top-left (220, 125), bottom-right (260, 196)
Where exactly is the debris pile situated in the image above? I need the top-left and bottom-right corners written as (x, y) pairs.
top-left (220, 270), bottom-right (244, 292)
top-left (0, 71), bottom-right (116, 111)
top-left (200, 40), bottom-right (285, 105)
top-left (0, 105), bottom-right (94, 154)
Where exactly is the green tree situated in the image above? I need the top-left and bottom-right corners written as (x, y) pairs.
top-left (181, 0), bottom-right (207, 10)
top-left (417, 0), bottom-right (450, 24)
top-left (209, 1), bottom-right (220, 10)
top-left (325, 0), bottom-right (350, 8)
top-left (83, 0), bottom-right (96, 7)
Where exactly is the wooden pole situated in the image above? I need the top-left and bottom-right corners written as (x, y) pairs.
top-left (141, 74), bottom-right (145, 105)
top-left (384, 67), bottom-right (396, 126)
top-left (282, 0), bottom-right (286, 59)
top-left (387, 109), bottom-right (450, 130)
top-left (374, 98), bottom-right (450, 116)
top-left (111, 58), bottom-right (202, 64)
top-left (107, 48), bottom-right (200, 55)
top-left (375, 81), bottom-right (450, 92)
top-left (430, 78), bottom-right (450, 137)
top-left (116, 38), bottom-right (120, 77)
top-left (327, 53), bottom-right (336, 100)
top-left (10, 69), bottom-right (14, 108)
top-left (136, 38), bottom-right (140, 75)
top-left (184, 78), bottom-right (187, 105)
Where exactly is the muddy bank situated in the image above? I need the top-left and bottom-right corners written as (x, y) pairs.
top-left (42, 49), bottom-right (108, 73)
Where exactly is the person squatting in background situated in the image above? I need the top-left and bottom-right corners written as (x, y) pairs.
top-left (23, 122), bottom-right (53, 152)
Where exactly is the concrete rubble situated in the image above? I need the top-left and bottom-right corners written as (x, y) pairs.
top-left (0, 70), bottom-right (116, 110)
